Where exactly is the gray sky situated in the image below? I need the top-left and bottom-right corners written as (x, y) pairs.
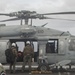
top-left (0, 0), bottom-right (75, 35)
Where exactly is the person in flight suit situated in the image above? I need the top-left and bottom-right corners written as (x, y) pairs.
top-left (9, 43), bottom-right (18, 73)
top-left (22, 41), bottom-right (34, 72)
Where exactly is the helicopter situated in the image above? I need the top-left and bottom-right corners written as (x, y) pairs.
top-left (0, 10), bottom-right (75, 71)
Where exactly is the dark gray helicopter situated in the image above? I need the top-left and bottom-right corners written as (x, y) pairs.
top-left (0, 10), bottom-right (75, 71)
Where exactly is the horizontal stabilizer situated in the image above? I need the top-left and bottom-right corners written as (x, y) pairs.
top-left (50, 60), bottom-right (71, 68)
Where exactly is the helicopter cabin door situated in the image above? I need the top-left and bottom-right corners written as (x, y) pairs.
top-left (45, 39), bottom-right (58, 63)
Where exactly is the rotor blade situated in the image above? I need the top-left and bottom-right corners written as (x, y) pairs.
top-left (0, 18), bottom-right (20, 22)
top-left (40, 17), bottom-right (75, 21)
top-left (49, 18), bottom-right (75, 21)
top-left (41, 11), bottom-right (75, 15)
top-left (0, 13), bottom-right (11, 16)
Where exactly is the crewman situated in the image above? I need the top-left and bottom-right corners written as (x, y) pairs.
top-left (9, 43), bottom-right (18, 73)
top-left (22, 41), bottom-right (34, 72)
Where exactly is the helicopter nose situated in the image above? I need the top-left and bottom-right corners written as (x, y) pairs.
top-left (21, 27), bottom-right (36, 34)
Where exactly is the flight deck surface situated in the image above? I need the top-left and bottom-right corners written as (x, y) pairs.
top-left (6, 70), bottom-right (75, 75)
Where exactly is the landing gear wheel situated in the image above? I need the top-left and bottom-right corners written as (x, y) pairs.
top-left (1, 71), bottom-right (6, 75)
top-left (38, 63), bottom-right (49, 71)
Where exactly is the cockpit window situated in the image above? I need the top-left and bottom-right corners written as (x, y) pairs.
top-left (69, 39), bottom-right (75, 51)
top-left (46, 39), bottom-right (58, 53)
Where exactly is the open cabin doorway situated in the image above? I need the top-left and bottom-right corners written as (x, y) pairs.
top-left (10, 39), bottom-right (39, 62)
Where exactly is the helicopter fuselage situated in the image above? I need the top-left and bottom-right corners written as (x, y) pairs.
top-left (0, 25), bottom-right (74, 66)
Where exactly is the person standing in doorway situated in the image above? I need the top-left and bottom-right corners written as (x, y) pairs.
top-left (22, 41), bottom-right (34, 72)
top-left (9, 43), bottom-right (18, 73)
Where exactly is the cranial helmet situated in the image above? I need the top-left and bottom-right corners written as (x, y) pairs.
top-left (12, 43), bottom-right (16, 47)
top-left (26, 41), bottom-right (30, 44)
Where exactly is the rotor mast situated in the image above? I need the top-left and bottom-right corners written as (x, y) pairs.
top-left (25, 18), bottom-right (29, 25)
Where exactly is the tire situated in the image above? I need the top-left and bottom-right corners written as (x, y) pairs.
top-left (38, 63), bottom-right (50, 71)
top-left (1, 71), bottom-right (6, 75)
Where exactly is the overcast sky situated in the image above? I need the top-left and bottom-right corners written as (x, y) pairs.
top-left (0, 0), bottom-right (75, 35)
